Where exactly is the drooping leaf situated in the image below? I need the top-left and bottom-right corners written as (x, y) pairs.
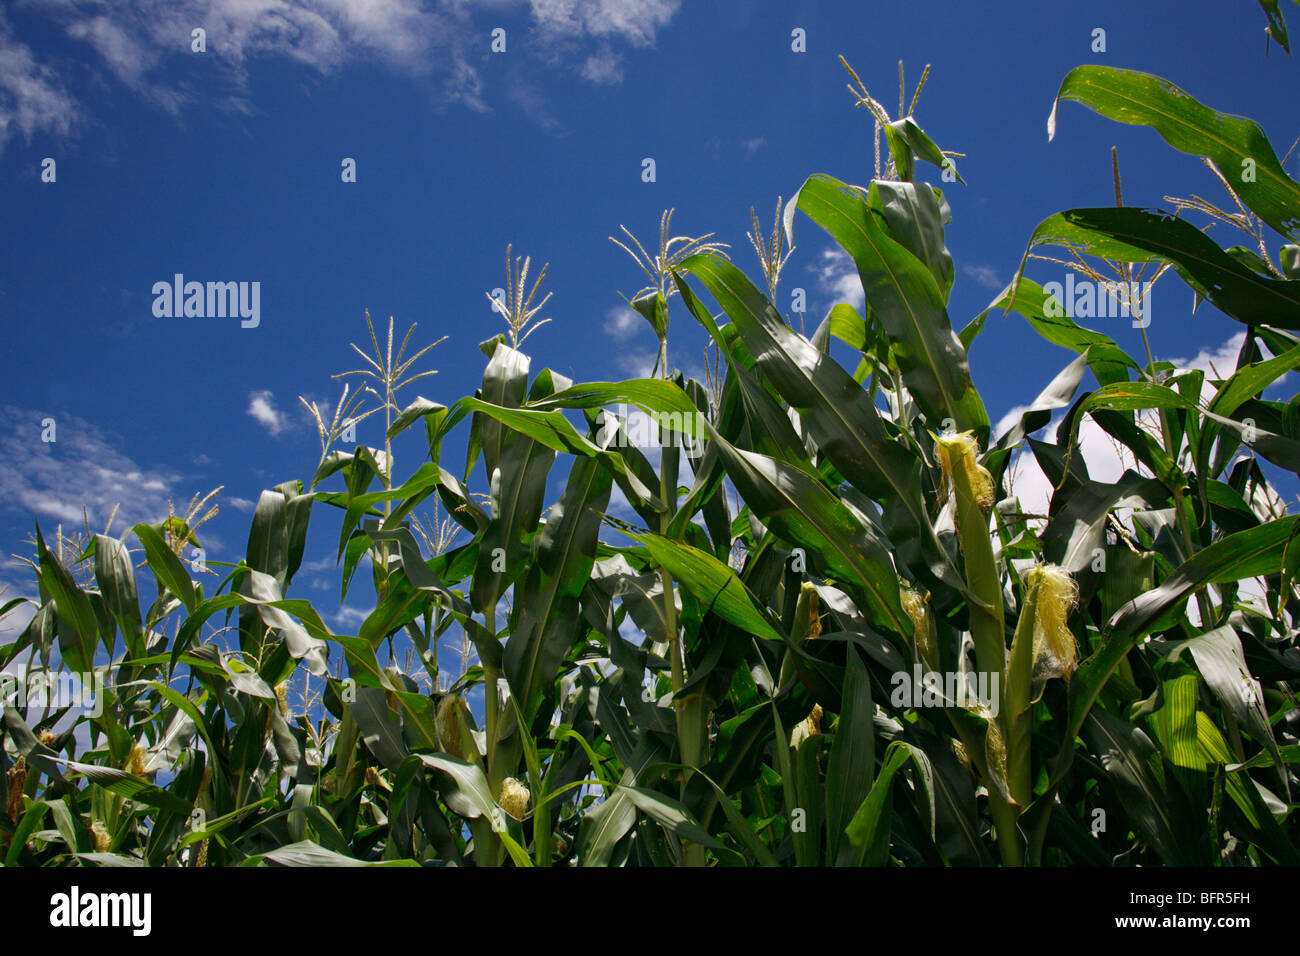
top-left (1048, 65), bottom-right (1300, 241)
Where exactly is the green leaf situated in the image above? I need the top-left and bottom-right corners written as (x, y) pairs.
top-left (631, 291), bottom-right (670, 340)
top-left (886, 117), bottom-right (964, 184)
top-left (446, 398), bottom-right (663, 511)
top-left (1082, 711), bottom-right (1183, 864)
top-left (675, 259), bottom-right (961, 592)
top-left (532, 378), bottom-right (707, 440)
top-left (1019, 208), bottom-right (1300, 328)
top-left (983, 277), bottom-right (1138, 386)
top-left (5, 802), bottom-right (50, 866)
top-left (1147, 674), bottom-right (1206, 771)
top-left (1259, 0), bottom-right (1292, 53)
top-left (843, 742), bottom-right (914, 866)
top-left (1108, 516), bottom-right (1300, 641)
top-left (313, 462), bottom-right (443, 561)
top-left (621, 786), bottom-right (740, 861)
top-left (825, 646), bottom-right (875, 862)
top-left (505, 455), bottom-right (612, 720)
top-left (35, 525), bottom-right (98, 673)
top-left (53, 758), bottom-right (194, 815)
top-left (246, 489), bottom-right (290, 589)
top-left (93, 534), bottom-right (145, 660)
top-left (1198, 341), bottom-right (1300, 476)
top-left (1166, 625), bottom-right (1283, 791)
top-left (624, 532), bottom-right (786, 643)
top-left (576, 769), bottom-right (639, 867)
top-left (1068, 517), bottom-right (1300, 742)
top-left (870, 180), bottom-right (956, 297)
top-left (421, 753), bottom-right (500, 821)
top-left (351, 686), bottom-right (410, 772)
top-left (1040, 471), bottom-right (1169, 572)
top-left (246, 841), bottom-right (417, 867)
top-left (781, 176), bottom-right (988, 433)
top-left (701, 429), bottom-right (911, 637)
top-left (133, 523), bottom-right (196, 614)
top-left (575, 740), bottom-right (667, 866)
top-left (1048, 65), bottom-right (1300, 241)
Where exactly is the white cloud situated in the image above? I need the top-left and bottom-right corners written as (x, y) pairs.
top-left (332, 606), bottom-right (369, 630)
top-left (994, 404), bottom-right (1032, 440)
top-left (962, 264), bottom-right (1003, 290)
top-left (247, 389), bottom-right (289, 436)
top-left (67, 15), bottom-right (152, 88)
top-left (615, 349), bottom-right (657, 378)
top-left (528, 0), bottom-right (680, 46)
top-left (605, 304), bottom-right (642, 338)
top-left (742, 136), bottom-right (766, 155)
top-left (1169, 331), bottom-right (1246, 378)
top-left (300, 553), bottom-right (340, 574)
top-left (446, 50), bottom-right (490, 113)
top-left (815, 248), bottom-right (864, 311)
top-left (506, 75), bottom-right (559, 130)
top-left (0, 407), bottom-right (187, 531)
top-left (580, 45), bottom-right (622, 84)
top-left (8, 0), bottom-right (686, 151)
top-left (227, 496), bottom-right (257, 512)
top-left (0, 10), bottom-right (78, 152)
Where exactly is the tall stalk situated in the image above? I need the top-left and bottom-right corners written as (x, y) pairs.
top-left (937, 431), bottom-right (1022, 866)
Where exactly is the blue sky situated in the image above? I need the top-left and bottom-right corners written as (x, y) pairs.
top-left (2, 0), bottom-right (1297, 673)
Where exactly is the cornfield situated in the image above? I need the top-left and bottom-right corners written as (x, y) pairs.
top-left (3, 52), bottom-right (1299, 871)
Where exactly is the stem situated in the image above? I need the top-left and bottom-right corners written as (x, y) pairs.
top-left (653, 336), bottom-right (706, 866)
top-left (659, 458), bottom-right (705, 867)
top-left (989, 796), bottom-right (1024, 867)
top-left (484, 606), bottom-right (500, 784)
top-left (947, 445), bottom-right (1021, 865)
top-left (481, 603), bottom-right (503, 867)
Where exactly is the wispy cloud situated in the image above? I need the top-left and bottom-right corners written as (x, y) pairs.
top-left (962, 264), bottom-right (1003, 290)
top-left (615, 349), bottom-right (657, 378)
top-left (0, 406), bottom-right (186, 531)
top-left (528, 0), bottom-right (681, 47)
top-left (5, 0), bottom-right (687, 152)
top-left (742, 136), bottom-right (766, 155)
top-left (332, 606), bottom-right (369, 630)
top-left (0, 9), bottom-right (78, 152)
top-left (580, 45), bottom-right (623, 84)
top-left (247, 389), bottom-right (289, 436)
top-left (1169, 331), bottom-right (1246, 378)
top-left (605, 304), bottom-right (642, 338)
top-left (814, 248), bottom-right (864, 310)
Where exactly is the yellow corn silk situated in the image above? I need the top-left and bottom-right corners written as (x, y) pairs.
top-left (497, 777), bottom-right (531, 820)
top-left (935, 431), bottom-right (995, 511)
top-left (1026, 565), bottom-right (1080, 681)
